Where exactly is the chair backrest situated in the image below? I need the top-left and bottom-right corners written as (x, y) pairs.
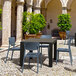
top-left (40, 35), bottom-right (52, 39)
top-left (24, 42), bottom-right (39, 51)
top-left (67, 37), bottom-right (72, 50)
top-left (9, 37), bottom-right (15, 46)
top-left (66, 31), bottom-right (70, 38)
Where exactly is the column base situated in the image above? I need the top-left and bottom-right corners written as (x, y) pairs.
top-left (1, 44), bottom-right (8, 49)
top-left (15, 40), bottom-right (21, 46)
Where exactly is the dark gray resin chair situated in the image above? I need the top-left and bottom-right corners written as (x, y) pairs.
top-left (22, 42), bottom-right (42, 73)
top-left (39, 35), bottom-right (52, 54)
top-left (64, 31), bottom-right (74, 45)
top-left (5, 37), bottom-right (20, 63)
top-left (56, 37), bottom-right (73, 65)
top-left (64, 31), bottom-right (70, 44)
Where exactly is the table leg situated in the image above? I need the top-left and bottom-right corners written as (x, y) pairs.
top-left (54, 41), bottom-right (57, 60)
top-left (30, 50), bottom-right (33, 59)
top-left (49, 43), bottom-right (53, 67)
top-left (75, 33), bottom-right (76, 46)
top-left (20, 42), bottom-right (25, 66)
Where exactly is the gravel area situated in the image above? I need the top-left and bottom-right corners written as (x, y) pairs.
top-left (0, 40), bottom-right (76, 76)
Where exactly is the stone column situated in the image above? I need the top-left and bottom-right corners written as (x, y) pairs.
top-left (2, 0), bottom-right (12, 46)
top-left (34, 7), bottom-right (41, 14)
top-left (60, 0), bottom-right (68, 14)
top-left (16, 1), bottom-right (24, 43)
top-left (62, 7), bottom-right (67, 14)
top-left (34, 0), bottom-right (41, 14)
top-left (26, 0), bottom-right (33, 13)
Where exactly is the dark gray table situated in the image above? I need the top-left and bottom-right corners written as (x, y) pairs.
top-left (20, 38), bottom-right (57, 67)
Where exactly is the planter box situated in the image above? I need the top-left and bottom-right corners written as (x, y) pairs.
top-left (25, 34), bottom-right (36, 39)
top-left (25, 33), bottom-right (42, 39)
top-left (36, 32), bottom-right (42, 38)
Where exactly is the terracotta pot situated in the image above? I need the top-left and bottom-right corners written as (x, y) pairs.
top-left (25, 34), bottom-right (36, 39)
top-left (36, 32), bottom-right (42, 38)
top-left (59, 32), bottom-right (66, 39)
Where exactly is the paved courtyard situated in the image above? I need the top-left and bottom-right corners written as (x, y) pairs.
top-left (0, 40), bottom-right (76, 76)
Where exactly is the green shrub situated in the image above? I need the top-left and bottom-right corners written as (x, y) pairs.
top-left (22, 12), bottom-right (46, 34)
top-left (57, 14), bottom-right (72, 32)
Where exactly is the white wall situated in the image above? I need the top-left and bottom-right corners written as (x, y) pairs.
top-left (46, 0), bottom-right (62, 34)
top-left (68, 0), bottom-right (76, 35)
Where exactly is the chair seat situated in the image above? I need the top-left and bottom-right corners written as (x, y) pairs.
top-left (57, 48), bottom-right (70, 52)
top-left (12, 47), bottom-right (20, 50)
top-left (25, 52), bottom-right (41, 57)
top-left (39, 44), bottom-right (49, 47)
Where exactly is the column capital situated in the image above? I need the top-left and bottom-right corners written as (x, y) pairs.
top-left (33, 6), bottom-right (41, 10)
top-left (16, 1), bottom-right (25, 5)
top-left (26, 4), bottom-right (32, 7)
top-left (62, 7), bottom-right (67, 14)
top-left (62, 7), bottom-right (67, 10)
top-left (26, 0), bottom-right (33, 5)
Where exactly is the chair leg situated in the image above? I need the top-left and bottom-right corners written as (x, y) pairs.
top-left (37, 57), bottom-right (39, 73)
top-left (22, 52), bottom-right (26, 73)
top-left (41, 47), bottom-right (42, 54)
top-left (64, 39), bottom-right (66, 45)
top-left (56, 51), bottom-right (59, 64)
top-left (11, 50), bottom-right (14, 60)
top-left (56, 51), bottom-right (58, 64)
top-left (5, 49), bottom-right (10, 63)
top-left (58, 51), bottom-right (59, 60)
top-left (72, 38), bottom-right (74, 45)
top-left (40, 53), bottom-right (42, 68)
top-left (48, 47), bottom-right (49, 58)
top-left (28, 57), bottom-right (30, 68)
top-left (69, 51), bottom-right (72, 65)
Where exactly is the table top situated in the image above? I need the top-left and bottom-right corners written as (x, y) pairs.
top-left (21, 38), bottom-right (57, 44)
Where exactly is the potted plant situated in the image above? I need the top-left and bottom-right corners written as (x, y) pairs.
top-left (57, 14), bottom-right (72, 39)
top-left (22, 12), bottom-right (46, 39)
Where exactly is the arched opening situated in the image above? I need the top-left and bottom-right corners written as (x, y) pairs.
top-left (40, 0), bottom-right (47, 34)
top-left (41, 0), bottom-right (62, 35)
top-left (67, 0), bottom-right (76, 35)
top-left (41, 0), bottom-right (46, 19)
top-left (11, 0), bottom-right (17, 37)
top-left (24, 0), bottom-right (27, 12)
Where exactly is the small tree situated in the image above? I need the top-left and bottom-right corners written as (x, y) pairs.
top-left (57, 14), bottom-right (72, 32)
top-left (22, 12), bottom-right (46, 34)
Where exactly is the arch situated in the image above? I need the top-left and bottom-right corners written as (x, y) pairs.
top-left (41, 0), bottom-right (62, 34)
top-left (40, 0), bottom-right (52, 8)
top-left (67, 0), bottom-right (74, 9)
top-left (41, 0), bottom-right (46, 19)
top-left (45, 0), bottom-right (62, 8)
top-left (45, 0), bottom-right (52, 8)
top-left (11, 0), bottom-right (17, 37)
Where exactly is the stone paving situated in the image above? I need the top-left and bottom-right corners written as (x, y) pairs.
top-left (0, 40), bottom-right (76, 76)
